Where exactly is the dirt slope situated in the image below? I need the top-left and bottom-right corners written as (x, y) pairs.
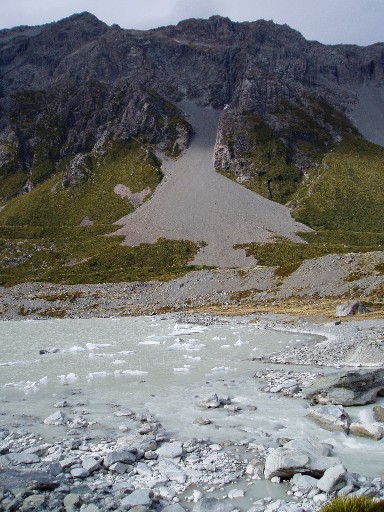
top-left (114, 101), bottom-right (311, 268)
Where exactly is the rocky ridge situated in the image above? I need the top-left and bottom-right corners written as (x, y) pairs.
top-left (1, 12), bottom-right (384, 201)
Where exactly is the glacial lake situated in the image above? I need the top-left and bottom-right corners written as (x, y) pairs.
top-left (0, 315), bottom-right (383, 481)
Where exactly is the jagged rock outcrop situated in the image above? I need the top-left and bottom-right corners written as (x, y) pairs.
top-left (1, 12), bottom-right (384, 201)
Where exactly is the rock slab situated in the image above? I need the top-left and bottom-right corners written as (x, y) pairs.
top-left (304, 368), bottom-right (384, 406)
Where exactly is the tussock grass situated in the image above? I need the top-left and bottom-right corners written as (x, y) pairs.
top-left (189, 297), bottom-right (384, 319)
top-left (320, 496), bottom-right (384, 512)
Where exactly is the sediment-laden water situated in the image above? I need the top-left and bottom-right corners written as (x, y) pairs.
top-left (0, 315), bottom-right (383, 502)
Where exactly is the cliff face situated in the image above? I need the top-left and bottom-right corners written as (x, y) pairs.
top-left (0, 12), bottom-right (383, 202)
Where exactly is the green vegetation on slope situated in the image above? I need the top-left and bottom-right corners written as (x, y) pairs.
top-left (216, 97), bottom-right (362, 208)
top-left (218, 112), bottom-right (303, 203)
top-left (292, 136), bottom-right (384, 232)
top-left (0, 140), bottom-right (201, 286)
top-left (217, 112), bottom-right (304, 203)
top-left (237, 230), bottom-right (384, 277)
top-left (0, 140), bottom-right (162, 229)
top-left (0, 229), bottom-right (201, 286)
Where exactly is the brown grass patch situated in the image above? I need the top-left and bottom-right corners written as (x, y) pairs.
top-left (187, 297), bottom-right (384, 321)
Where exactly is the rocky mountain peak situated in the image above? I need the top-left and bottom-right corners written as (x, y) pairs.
top-left (0, 12), bottom-right (383, 211)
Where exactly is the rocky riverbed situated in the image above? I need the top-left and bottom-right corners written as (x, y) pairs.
top-left (1, 401), bottom-right (384, 512)
top-left (0, 313), bottom-right (383, 511)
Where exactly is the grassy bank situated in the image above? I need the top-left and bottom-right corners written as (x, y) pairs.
top-left (237, 230), bottom-right (384, 277)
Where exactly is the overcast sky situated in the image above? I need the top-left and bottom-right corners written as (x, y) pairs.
top-left (0, 0), bottom-right (383, 46)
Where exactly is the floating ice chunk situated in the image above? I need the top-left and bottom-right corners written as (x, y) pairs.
top-left (170, 324), bottom-right (208, 335)
top-left (25, 381), bottom-right (38, 392)
top-left (174, 367), bottom-right (190, 372)
top-left (169, 337), bottom-right (205, 351)
top-left (86, 342), bottom-right (112, 350)
top-left (89, 352), bottom-right (114, 358)
top-left (112, 360), bottom-right (126, 365)
top-left (68, 346), bottom-right (86, 352)
top-left (58, 373), bottom-right (78, 384)
top-left (118, 351), bottom-right (134, 355)
top-left (3, 380), bottom-right (39, 393)
top-left (234, 338), bottom-right (249, 346)
top-left (40, 376), bottom-right (48, 385)
top-left (220, 345), bottom-right (230, 349)
top-left (228, 489), bottom-right (244, 499)
top-left (139, 339), bottom-right (162, 345)
top-left (0, 360), bottom-right (23, 366)
top-left (114, 369), bottom-right (148, 376)
top-left (184, 355), bottom-right (201, 361)
top-left (211, 366), bottom-right (237, 372)
top-left (87, 371), bottom-right (109, 381)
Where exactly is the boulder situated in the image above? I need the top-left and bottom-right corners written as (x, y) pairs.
top-left (5, 452), bottom-right (41, 465)
top-left (264, 438), bottom-right (341, 480)
top-left (192, 497), bottom-right (235, 512)
top-left (22, 495), bottom-right (46, 509)
top-left (345, 342), bottom-right (384, 367)
top-left (291, 473), bottom-right (319, 492)
top-left (103, 449), bottom-right (136, 468)
top-left (39, 347), bottom-right (60, 355)
top-left (373, 405), bottom-right (384, 422)
top-left (109, 462), bottom-right (130, 474)
top-left (120, 489), bottom-right (153, 509)
top-left (317, 464), bottom-right (347, 493)
top-left (158, 459), bottom-right (187, 483)
top-left (136, 462), bottom-right (152, 477)
top-left (0, 468), bottom-right (58, 490)
top-left (337, 483), bottom-right (354, 497)
top-left (349, 422), bottom-right (383, 440)
top-left (156, 441), bottom-right (183, 459)
top-left (43, 410), bottom-right (68, 425)
top-left (194, 417), bottom-right (212, 425)
top-left (63, 494), bottom-right (82, 508)
top-left (335, 301), bottom-right (369, 317)
top-left (162, 504), bottom-right (187, 512)
top-left (304, 368), bottom-right (384, 406)
top-left (197, 393), bottom-right (221, 409)
top-left (70, 467), bottom-right (89, 479)
top-left (306, 404), bottom-right (350, 433)
top-left (82, 457), bottom-right (100, 473)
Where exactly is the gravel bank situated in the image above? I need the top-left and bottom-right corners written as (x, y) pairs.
top-left (0, 250), bottom-right (382, 321)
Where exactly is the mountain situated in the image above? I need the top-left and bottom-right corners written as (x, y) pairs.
top-left (0, 13), bottom-right (383, 284)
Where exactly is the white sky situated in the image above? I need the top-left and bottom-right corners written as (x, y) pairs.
top-left (0, 0), bottom-right (383, 46)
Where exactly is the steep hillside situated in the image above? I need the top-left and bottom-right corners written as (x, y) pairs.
top-left (0, 13), bottom-right (383, 283)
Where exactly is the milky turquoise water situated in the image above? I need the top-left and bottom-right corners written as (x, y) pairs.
top-left (0, 315), bottom-right (383, 479)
